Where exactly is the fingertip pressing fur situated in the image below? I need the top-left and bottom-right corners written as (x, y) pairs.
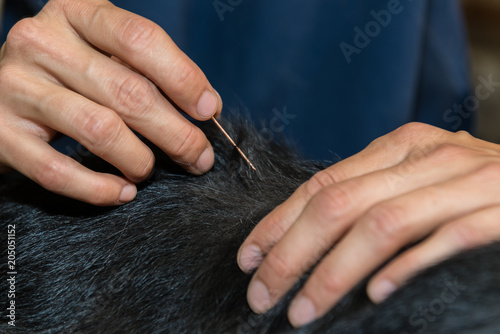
top-left (1, 116), bottom-right (499, 333)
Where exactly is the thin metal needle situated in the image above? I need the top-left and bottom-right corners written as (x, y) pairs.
top-left (211, 117), bottom-right (257, 171)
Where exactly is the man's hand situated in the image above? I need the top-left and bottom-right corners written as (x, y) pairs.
top-left (0, 0), bottom-right (221, 205)
top-left (237, 123), bottom-right (500, 327)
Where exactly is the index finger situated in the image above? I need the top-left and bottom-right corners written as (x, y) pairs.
top-left (61, 0), bottom-right (221, 120)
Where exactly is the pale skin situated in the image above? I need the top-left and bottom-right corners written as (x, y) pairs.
top-left (2, 0), bottom-right (500, 329)
top-left (238, 123), bottom-right (500, 327)
top-left (0, 0), bottom-right (222, 205)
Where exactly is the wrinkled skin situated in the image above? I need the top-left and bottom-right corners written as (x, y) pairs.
top-left (239, 123), bottom-right (500, 327)
top-left (0, 0), bottom-right (222, 205)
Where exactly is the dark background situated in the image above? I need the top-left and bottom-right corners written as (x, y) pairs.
top-left (463, 0), bottom-right (500, 144)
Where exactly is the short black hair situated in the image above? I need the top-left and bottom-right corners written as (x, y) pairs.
top-left (1, 117), bottom-right (499, 333)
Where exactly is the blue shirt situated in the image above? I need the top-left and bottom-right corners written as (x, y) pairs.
top-left (1, 0), bottom-right (472, 160)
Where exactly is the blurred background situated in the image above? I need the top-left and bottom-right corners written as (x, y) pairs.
top-left (462, 0), bottom-right (500, 144)
top-left (0, 1), bottom-right (498, 146)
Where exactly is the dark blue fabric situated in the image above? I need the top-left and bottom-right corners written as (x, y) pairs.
top-left (1, 0), bottom-right (471, 160)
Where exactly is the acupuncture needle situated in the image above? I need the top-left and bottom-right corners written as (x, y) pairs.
top-left (211, 117), bottom-right (257, 171)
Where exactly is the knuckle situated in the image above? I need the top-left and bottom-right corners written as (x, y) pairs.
top-left (398, 122), bottom-right (432, 136)
top-left (389, 122), bottom-right (434, 144)
top-left (454, 130), bottom-right (473, 141)
top-left (264, 211), bottom-right (288, 240)
top-left (79, 110), bottom-right (121, 153)
top-left (305, 169), bottom-right (343, 198)
top-left (310, 184), bottom-right (354, 221)
top-left (265, 250), bottom-right (297, 283)
top-left (170, 125), bottom-right (204, 160)
top-left (364, 204), bottom-right (406, 242)
top-left (120, 16), bottom-right (159, 52)
top-left (167, 60), bottom-right (198, 96)
top-left (366, 134), bottom-right (386, 149)
top-left (34, 158), bottom-right (67, 191)
top-left (112, 75), bottom-right (157, 118)
top-left (6, 18), bottom-right (41, 51)
top-left (450, 223), bottom-right (481, 250)
top-left (316, 266), bottom-right (345, 296)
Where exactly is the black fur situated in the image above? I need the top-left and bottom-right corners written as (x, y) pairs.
top-left (1, 118), bottom-right (500, 333)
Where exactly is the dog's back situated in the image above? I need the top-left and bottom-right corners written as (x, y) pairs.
top-left (1, 118), bottom-right (500, 333)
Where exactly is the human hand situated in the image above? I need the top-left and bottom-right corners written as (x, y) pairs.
top-left (237, 122), bottom-right (500, 327)
top-left (0, 0), bottom-right (221, 205)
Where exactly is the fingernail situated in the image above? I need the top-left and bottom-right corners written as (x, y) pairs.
top-left (247, 280), bottom-right (271, 314)
top-left (288, 295), bottom-right (317, 327)
top-left (195, 146), bottom-right (214, 173)
top-left (118, 184), bottom-right (137, 204)
top-left (197, 90), bottom-right (218, 118)
top-left (238, 244), bottom-right (263, 273)
top-left (372, 280), bottom-right (397, 303)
